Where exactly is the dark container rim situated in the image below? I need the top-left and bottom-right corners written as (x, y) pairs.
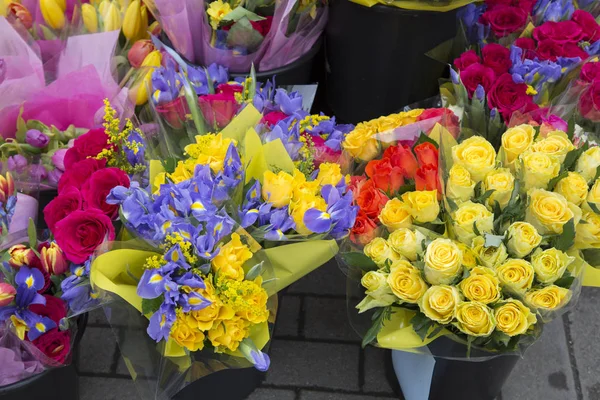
top-left (341, 0), bottom-right (463, 15)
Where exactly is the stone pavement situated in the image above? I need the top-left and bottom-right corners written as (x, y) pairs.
top-left (78, 260), bottom-right (600, 400)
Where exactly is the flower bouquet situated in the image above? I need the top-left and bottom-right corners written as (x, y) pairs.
top-left (146, 0), bottom-right (327, 72)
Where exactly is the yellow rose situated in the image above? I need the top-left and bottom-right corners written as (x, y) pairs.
top-left (454, 301), bottom-right (496, 337)
top-left (315, 162), bottom-right (345, 187)
top-left (456, 242), bottom-right (478, 269)
top-left (585, 178), bottom-right (600, 207)
top-left (575, 212), bottom-right (600, 248)
top-left (388, 228), bottom-right (426, 261)
top-left (363, 237), bottom-right (402, 266)
top-left (376, 115), bottom-right (400, 133)
top-left (484, 168), bottom-right (515, 209)
top-left (506, 222), bottom-right (542, 258)
top-left (555, 172), bottom-right (589, 206)
top-left (184, 133), bottom-right (234, 173)
top-left (452, 136), bottom-right (497, 182)
top-left (387, 260), bottom-right (429, 303)
top-left (418, 285), bottom-right (462, 324)
top-left (525, 285), bottom-right (571, 310)
top-left (459, 267), bottom-right (501, 304)
top-left (211, 233), bottom-right (253, 281)
top-left (262, 170), bottom-right (294, 207)
top-left (519, 151), bottom-right (560, 191)
top-left (452, 201), bottom-right (494, 245)
top-left (186, 280), bottom-right (235, 331)
top-left (531, 131), bottom-right (575, 163)
top-left (501, 124), bottom-right (536, 164)
top-left (531, 248), bottom-right (574, 284)
top-left (289, 194), bottom-right (327, 235)
top-left (494, 299), bottom-right (537, 337)
top-left (356, 271), bottom-right (397, 312)
top-left (472, 236), bottom-right (508, 269)
top-left (207, 317), bottom-right (249, 352)
top-left (401, 190), bottom-right (440, 223)
top-left (526, 188), bottom-right (575, 235)
top-left (379, 199), bottom-right (413, 232)
top-left (424, 238), bottom-right (463, 285)
top-left (575, 146), bottom-right (600, 182)
top-left (446, 164), bottom-right (476, 203)
top-left (497, 259), bottom-right (535, 294)
top-left (171, 316), bottom-right (205, 351)
top-left (342, 123), bottom-right (379, 161)
top-left (292, 169), bottom-right (320, 199)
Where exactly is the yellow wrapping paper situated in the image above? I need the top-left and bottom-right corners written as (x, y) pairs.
top-left (349, 0), bottom-right (477, 12)
top-left (377, 309), bottom-right (445, 351)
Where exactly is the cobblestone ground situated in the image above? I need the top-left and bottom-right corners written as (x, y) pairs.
top-left (79, 260), bottom-right (600, 400)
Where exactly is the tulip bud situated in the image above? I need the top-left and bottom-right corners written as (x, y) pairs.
top-left (7, 3), bottom-right (33, 29)
top-left (55, 0), bottom-right (66, 12)
top-left (40, 0), bottom-right (65, 29)
top-left (41, 242), bottom-right (69, 275)
top-left (103, 1), bottom-right (122, 32)
top-left (149, 20), bottom-right (161, 36)
top-left (81, 3), bottom-right (98, 33)
top-left (122, 0), bottom-right (141, 41)
top-left (7, 154), bottom-right (28, 173)
top-left (127, 39), bottom-right (154, 68)
top-left (98, 0), bottom-right (109, 16)
top-left (0, 172), bottom-right (15, 203)
top-left (25, 129), bottom-right (50, 148)
top-left (8, 244), bottom-right (36, 267)
top-left (133, 50), bottom-right (162, 105)
top-left (0, 283), bottom-right (16, 307)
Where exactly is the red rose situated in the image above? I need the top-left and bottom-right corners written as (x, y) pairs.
top-left (58, 158), bottom-right (107, 192)
top-left (356, 180), bottom-right (389, 219)
top-left (416, 108), bottom-right (460, 138)
top-left (454, 50), bottom-right (481, 71)
top-left (562, 42), bottom-right (589, 60)
top-left (63, 128), bottom-right (112, 169)
top-left (29, 295), bottom-right (67, 324)
top-left (536, 39), bottom-right (564, 61)
top-left (155, 97), bottom-right (189, 129)
top-left (514, 37), bottom-right (538, 59)
top-left (579, 80), bottom-right (600, 122)
top-left (348, 175), bottom-right (367, 201)
top-left (415, 165), bottom-right (442, 198)
top-left (365, 158), bottom-right (405, 194)
top-left (198, 93), bottom-right (240, 130)
top-left (382, 145), bottom-right (418, 179)
top-left (414, 142), bottom-right (439, 168)
top-left (572, 10), bottom-right (600, 43)
top-left (460, 63), bottom-right (496, 96)
top-left (481, 43), bottom-right (511, 75)
top-left (350, 210), bottom-right (379, 246)
top-left (487, 73), bottom-right (538, 120)
top-left (127, 40), bottom-right (155, 68)
top-left (44, 186), bottom-right (83, 231)
top-left (249, 16), bottom-right (273, 37)
top-left (81, 168), bottom-right (130, 219)
top-left (216, 83), bottom-right (244, 96)
top-left (581, 62), bottom-right (600, 83)
top-left (485, 0), bottom-right (535, 13)
top-left (54, 209), bottom-right (115, 264)
top-left (481, 6), bottom-right (527, 38)
top-left (533, 21), bottom-right (583, 44)
top-left (260, 111), bottom-right (289, 127)
top-left (32, 329), bottom-right (71, 364)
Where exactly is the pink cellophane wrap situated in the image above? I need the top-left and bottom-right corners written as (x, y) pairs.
top-left (8, 193), bottom-right (38, 235)
top-left (154, 0), bottom-right (197, 62)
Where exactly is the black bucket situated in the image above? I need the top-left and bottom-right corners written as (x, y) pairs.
top-left (173, 367), bottom-right (265, 400)
top-left (325, 0), bottom-right (460, 123)
top-left (36, 189), bottom-right (58, 231)
top-left (0, 313), bottom-right (88, 400)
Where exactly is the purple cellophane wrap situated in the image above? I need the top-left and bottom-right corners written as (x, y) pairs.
top-left (0, 326), bottom-right (44, 386)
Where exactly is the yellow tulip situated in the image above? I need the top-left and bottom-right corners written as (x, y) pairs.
top-left (81, 3), bottom-right (98, 32)
top-left (55, 0), bottom-right (65, 11)
top-left (122, 0), bottom-right (141, 40)
top-left (134, 50), bottom-right (162, 105)
top-left (98, 0), bottom-right (109, 15)
top-left (102, 1), bottom-right (121, 31)
top-left (0, 0), bottom-right (10, 17)
top-left (137, 4), bottom-right (149, 39)
top-left (40, 0), bottom-right (65, 29)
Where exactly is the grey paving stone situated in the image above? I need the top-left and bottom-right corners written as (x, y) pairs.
top-left (567, 287), bottom-right (600, 400)
top-left (246, 388), bottom-right (296, 400)
top-left (265, 340), bottom-right (361, 390)
top-left (80, 377), bottom-right (139, 400)
top-left (78, 327), bottom-right (117, 373)
top-left (502, 318), bottom-right (576, 400)
top-left (304, 297), bottom-right (360, 341)
top-left (288, 259), bottom-right (346, 296)
top-left (274, 295), bottom-right (302, 337)
top-left (363, 347), bottom-right (397, 395)
top-left (299, 391), bottom-right (397, 400)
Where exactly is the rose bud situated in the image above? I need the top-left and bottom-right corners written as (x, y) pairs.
top-left (8, 2), bottom-right (33, 29)
top-left (128, 40), bottom-right (155, 68)
top-left (40, 242), bottom-right (69, 275)
top-left (25, 129), bottom-right (50, 148)
top-left (0, 283), bottom-right (16, 307)
top-left (8, 244), bottom-right (37, 267)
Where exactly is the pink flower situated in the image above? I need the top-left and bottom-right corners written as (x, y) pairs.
top-left (482, 43), bottom-right (512, 75)
top-left (198, 93), bottom-right (240, 130)
top-left (0, 283), bottom-right (16, 307)
top-left (454, 50), bottom-right (481, 70)
top-left (459, 63), bottom-right (496, 96)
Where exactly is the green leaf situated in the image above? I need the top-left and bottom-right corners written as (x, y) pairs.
top-left (180, 74), bottom-right (207, 137)
top-left (582, 249), bottom-right (600, 268)
top-left (566, 117), bottom-right (575, 141)
top-left (141, 295), bottom-right (164, 316)
top-left (16, 108), bottom-right (27, 144)
top-left (226, 17), bottom-right (265, 53)
top-left (396, 183), bottom-right (416, 197)
top-left (474, 189), bottom-right (494, 205)
top-left (340, 252), bottom-right (378, 272)
top-left (27, 218), bottom-right (37, 250)
top-left (473, 221), bottom-right (482, 237)
top-left (410, 311), bottom-right (435, 341)
top-left (589, 202), bottom-right (600, 215)
top-left (564, 145), bottom-right (588, 172)
top-left (554, 275), bottom-right (575, 288)
top-left (245, 261), bottom-right (264, 281)
top-left (362, 306), bottom-right (393, 348)
top-left (248, 63), bottom-right (257, 102)
top-left (484, 233), bottom-right (505, 248)
top-left (547, 170), bottom-right (568, 192)
top-left (413, 132), bottom-right (439, 149)
top-left (446, 197), bottom-right (458, 212)
top-left (221, 6), bottom-right (266, 23)
top-left (592, 166), bottom-right (600, 184)
top-left (550, 219), bottom-right (575, 252)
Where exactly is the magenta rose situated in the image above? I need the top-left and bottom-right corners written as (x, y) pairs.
top-left (216, 83), bottom-right (243, 96)
top-left (460, 63), bottom-right (496, 96)
top-left (536, 39), bottom-right (563, 61)
top-left (260, 111), bottom-right (289, 127)
top-left (533, 21), bottom-right (583, 44)
top-left (44, 186), bottom-right (83, 231)
top-left (58, 158), bottom-right (107, 192)
top-left (32, 329), bottom-right (71, 364)
top-left (29, 295), bottom-right (67, 324)
top-left (514, 37), bottom-right (537, 59)
top-left (581, 62), bottom-right (600, 83)
top-left (63, 128), bottom-right (112, 169)
top-left (156, 97), bottom-right (189, 129)
top-left (54, 209), bottom-right (115, 264)
top-left (481, 6), bottom-right (527, 38)
top-left (487, 73), bottom-right (538, 120)
top-left (485, 0), bottom-right (535, 12)
top-left (81, 168), bottom-right (130, 219)
top-left (249, 16), bottom-right (273, 36)
top-left (572, 10), bottom-right (600, 43)
top-left (579, 80), bottom-right (600, 122)
top-left (562, 42), bottom-right (589, 60)
top-left (482, 43), bottom-right (512, 75)
top-left (454, 50), bottom-right (481, 70)
top-left (198, 93), bottom-right (240, 130)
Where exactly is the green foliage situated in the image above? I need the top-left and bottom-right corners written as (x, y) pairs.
top-left (340, 252), bottom-right (378, 273)
top-left (549, 219), bottom-right (576, 252)
top-left (142, 295), bottom-right (164, 316)
top-left (362, 306), bottom-right (393, 348)
top-left (582, 249), bottom-right (600, 268)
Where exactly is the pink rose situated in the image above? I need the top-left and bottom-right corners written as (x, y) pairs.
top-left (481, 6), bottom-right (527, 38)
top-left (572, 10), bottom-right (600, 43)
top-left (487, 73), bottom-right (538, 121)
top-left (579, 80), bottom-right (600, 122)
top-left (482, 43), bottom-right (512, 75)
top-left (260, 111), bottom-right (289, 127)
top-left (460, 63), bottom-right (496, 96)
top-left (454, 50), bottom-right (481, 71)
top-left (416, 108), bottom-right (460, 138)
top-left (216, 83), bottom-right (243, 96)
top-left (198, 93), bottom-right (240, 130)
top-left (54, 209), bottom-right (115, 264)
top-left (581, 62), bottom-right (600, 83)
top-left (57, 158), bottom-right (107, 192)
top-left (64, 128), bottom-right (112, 169)
top-left (81, 168), bottom-right (131, 219)
top-left (540, 115), bottom-right (568, 136)
top-left (44, 186), bottom-right (83, 232)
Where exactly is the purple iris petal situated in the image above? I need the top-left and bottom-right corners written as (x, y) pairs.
top-left (176, 272), bottom-right (206, 290)
top-left (303, 208), bottom-right (332, 234)
top-left (250, 350), bottom-right (270, 372)
top-left (137, 270), bottom-right (168, 299)
top-left (179, 291), bottom-right (211, 313)
top-left (147, 304), bottom-right (176, 342)
top-left (15, 267), bottom-right (45, 292)
top-left (27, 316), bottom-right (57, 341)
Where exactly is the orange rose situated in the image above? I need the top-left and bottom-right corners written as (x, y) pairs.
top-left (383, 145), bottom-right (418, 179)
top-left (414, 142), bottom-right (439, 168)
top-left (356, 180), bottom-right (389, 219)
top-left (365, 158), bottom-right (405, 193)
top-left (415, 165), bottom-right (441, 199)
top-left (350, 210), bottom-right (379, 245)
